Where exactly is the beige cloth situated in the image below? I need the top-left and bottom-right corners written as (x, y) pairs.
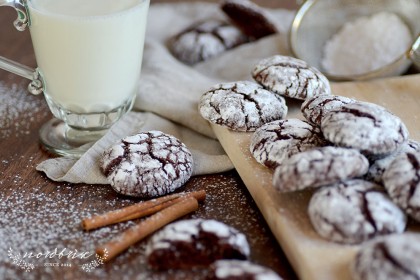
top-left (36, 2), bottom-right (294, 184)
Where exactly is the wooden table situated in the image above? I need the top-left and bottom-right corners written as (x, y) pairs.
top-left (0, 1), bottom-right (298, 279)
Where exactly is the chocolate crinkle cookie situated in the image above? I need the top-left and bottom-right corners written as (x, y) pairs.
top-left (321, 101), bottom-right (409, 157)
top-left (100, 131), bottom-right (193, 198)
top-left (273, 146), bottom-right (369, 192)
top-left (250, 119), bottom-right (326, 169)
top-left (366, 139), bottom-right (420, 183)
top-left (383, 150), bottom-right (420, 222)
top-left (146, 219), bottom-right (250, 270)
top-left (220, 0), bottom-right (278, 40)
top-left (301, 94), bottom-right (356, 126)
top-left (308, 179), bottom-right (406, 244)
top-left (199, 81), bottom-right (288, 131)
top-left (169, 19), bottom-right (249, 65)
top-left (351, 233), bottom-right (420, 280)
top-left (252, 55), bottom-right (331, 100)
top-left (207, 260), bottom-right (283, 280)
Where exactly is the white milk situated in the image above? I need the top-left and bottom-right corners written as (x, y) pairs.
top-left (28, 0), bottom-right (149, 113)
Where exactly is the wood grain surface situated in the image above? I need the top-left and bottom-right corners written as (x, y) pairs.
top-left (0, 1), bottom-right (298, 279)
top-left (212, 74), bottom-right (420, 280)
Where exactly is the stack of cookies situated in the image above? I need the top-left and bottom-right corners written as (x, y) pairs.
top-left (198, 53), bottom-right (420, 280)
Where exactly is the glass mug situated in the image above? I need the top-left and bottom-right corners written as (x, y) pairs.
top-left (0, 0), bottom-right (150, 157)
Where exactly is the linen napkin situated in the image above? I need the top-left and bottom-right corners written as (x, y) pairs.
top-left (36, 2), bottom-right (294, 184)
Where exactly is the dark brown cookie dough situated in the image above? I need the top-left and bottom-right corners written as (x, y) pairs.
top-left (146, 219), bottom-right (250, 270)
top-left (221, 0), bottom-right (278, 40)
top-left (100, 131), bottom-right (193, 198)
top-left (169, 19), bottom-right (249, 65)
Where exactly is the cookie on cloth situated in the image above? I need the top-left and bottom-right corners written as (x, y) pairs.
top-left (221, 0), bottom-right (278, 40)
top-left (100, 131), bottom-right (193, 198)
top-left (250, 119), bottom-right (326, 169)
top-left (252, 55), bottom-right (331, 100)
top-left (207, 260), bottom-right (283, 280)
top-left (366, 139), bottom-right (420, 183)
top-left (351, 233), bottom-right (420, 280)
top-left (146, 219), bottom-right (250, 269)
top-left (383, 150), bottom-right (420, 222)
top-left (273, 146), bottom-right (369, 192)
top-left (308, 179), bottom-right (406, 244)
top-left (301, 94), bottom-right (356, 126)
top-left (199, 81), bottom-right (288, 131)
top-left (169, 19), bottom-right (249, 65)
top-left (321, 102), bottom-right (409, 156)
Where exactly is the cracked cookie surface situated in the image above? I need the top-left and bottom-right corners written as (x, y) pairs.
top-left (169, 19), bottom-right (249, 65)
top-left (199, 81), bottom-right (288, 131)
top-left (252, 55), bottom-right (331, 100)
top-left (273, 146), bottom-right (369, 192)
top-left (146, 219), bottom-right (250, 269)
top-left (308, 179), bottom-right (406, 244)
top-left (352, 233), bottom-right (420, 280)
top-left (383, 150), bottom-right (420, 222)
top-left (301, 94), bottom-right (356, 125)
top-left (250, 118), bottom-right (326, 168)
top-left (321, 102), bottom-right (409, 156)
top-left (100, 131), bottom-right (193, 198)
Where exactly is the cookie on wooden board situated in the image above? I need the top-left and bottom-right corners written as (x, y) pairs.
top-left (169, 19), bottom-right (249, 65)
top-left (146, 219), bottom-right (250, 269)
top-left (351, 233), bottom-right (420, 280)
top-left (383, 150), bottom-right (420, 222)
top-left (308, 179), bottom-right (406, 244)
top-left (252, 55), bottom-right (331, 100)
top-left (199, 81), bottom-right (288, 132)
top-left (250, 118), bottom-right (326, 169)
top-left (100, 131), bottom-right (193, 198)
top-left (273, 146), bottom-right (369, 192)
top-left (301, 94), bottom-right (356, 126)
top-left (321, 102), bottom-right (409, 156)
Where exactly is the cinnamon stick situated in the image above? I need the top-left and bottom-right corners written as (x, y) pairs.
top-left (96, 196), bottom-right (198, 261)
top-left (82, 190), bottom-right (205, 231)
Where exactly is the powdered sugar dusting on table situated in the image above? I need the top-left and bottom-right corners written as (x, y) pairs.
top-left (0, 82), bottom-right (48, 138)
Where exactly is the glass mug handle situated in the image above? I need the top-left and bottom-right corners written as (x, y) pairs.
top-left (0, 0), bottom-right (44, 95)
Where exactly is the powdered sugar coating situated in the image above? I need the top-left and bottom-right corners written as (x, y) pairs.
top-left (366, 139), bottom-right (420, 183)
top-left (383, 151), bottom-right (420, 222)
top-left (308, 179), bottom-right (406, 244)
top-left (351, 233), bottom-right (420, 280)
top-left (169, 19), bottom-right (249, 65)
top-left (100, 131), bottom-right (193, 198)
top-left (199, 81), bottom-right (288, 131)
top-left (252, 55), bottom-right (331, 100)
top-left (301, 94), bottom-right (356, 125)
top-left (208, 260), bottom-right (283, 280)
top-left (145, 219), bottom-right (250, 269)
top-left (250, 119), bottom-right (326, 169)
top-left (321, 102), bottom-right (409, 156)
top-left (273, 146), bottom-right (369, 192)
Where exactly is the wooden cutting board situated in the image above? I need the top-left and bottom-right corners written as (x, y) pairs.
top-left (212, 74), bottom-right (420, 280)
